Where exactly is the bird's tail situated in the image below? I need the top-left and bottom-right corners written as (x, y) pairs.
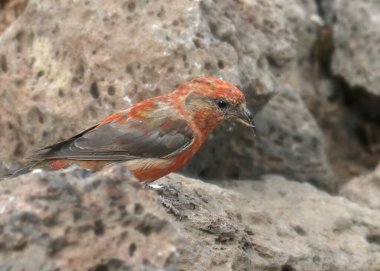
top-left (3, 159), bottom-right (112, 179)
top-left (9, 161), bottom-right (48, 178)
top-left (9, 159), bottom-right (78, 178)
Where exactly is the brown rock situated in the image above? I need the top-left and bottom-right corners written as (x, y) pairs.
top-left (0, 0), bottom-right (28, 35)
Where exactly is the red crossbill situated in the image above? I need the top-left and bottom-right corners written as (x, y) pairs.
top-left (14, 77), bottom-right (255, 182)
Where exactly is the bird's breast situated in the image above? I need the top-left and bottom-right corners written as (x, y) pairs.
top-left (124, 140), bottom-right (203, 182)
top-left (124, 158), bottom-right (174, 182)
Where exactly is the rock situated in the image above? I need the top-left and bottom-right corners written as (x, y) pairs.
top-left (340, 164), bottom-right (380, 210)
top-left (0, 166), bottom-right (181, 271)
top-left (277, 0), bottom-right (380, 187)
top-left (331, 0), bottom-right (380, 96)
top-left (157, 173), bottom-right (380, 271)
top-left (326, 0), bottom-right (380, 168)
top-left (0, 0), bottom-right (28, 35)
top-left (0, 0), bottom-right (334, 190)
top-left (2, 166), bottom-right (380, 270)
top-left (278, 0), bottom-right (331, 104)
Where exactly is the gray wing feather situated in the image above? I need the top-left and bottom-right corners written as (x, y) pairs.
top-left (32, 116), bottom-right (194, 161)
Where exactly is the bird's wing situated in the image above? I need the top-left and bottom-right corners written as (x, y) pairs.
top-left (31, 107), bottom-right (195, 161)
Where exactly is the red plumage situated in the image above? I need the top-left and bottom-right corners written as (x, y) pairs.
top-left (15, 77), bottom-right (255, 182)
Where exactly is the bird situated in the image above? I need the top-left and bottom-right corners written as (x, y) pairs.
top-left (13, 77), bottom-right (255, 182)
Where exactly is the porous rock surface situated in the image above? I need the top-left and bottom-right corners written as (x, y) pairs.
top-left (0, 0), bottom-right (28, 34)
top-left (330, 0), bottom-right (380, 96)
top-left (1, 166), bottom-right (380, 271)
top-left (0, 166), bottom-right (181, 271)
top-left (340, 164), bottom-right (380, 211)
top-left (159, 174), bottom-right (380, 271)
top-left (1, 0), bottom-right (379, 269)
top-left (279, 0), bottom-right (380, 185)
top-left (0, 0), bottom-right (335, 190)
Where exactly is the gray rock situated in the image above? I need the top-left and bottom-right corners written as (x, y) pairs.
top-left (0, 166), bottom-right (181, 271)
top-left (276, 0), bottom-right (380, 188)
top-left (278, 0), bottom-right (331, 103)
top-left (331, 0), bottom-right (380, 95)
top-left (0, 0), bottom-right (334, 190)
top-left (340, 164), bottom-right (380, 210)
top-left (160, 174), bottom-right (380, 271)
top-left (2, 166), bottom-right (380, 271)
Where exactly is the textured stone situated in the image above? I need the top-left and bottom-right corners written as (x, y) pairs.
top-left (331, 0), bottom-right (380, 96)
top-left (0, 0), bottom-right (28, 35)
top-left (0, 166), bottom-right (181, 271)
top-left (0, 0), bottom-right (334, 190)
top-left (159, 174), bottom-right (380, 271)
top-left (340, 164), bottom-right (380, 210)
top-left (2, 166), bottom-right (380, 271)
top-left (277, 0), bottom-right (380, 187)
top-left (279, 0), bottom-right (327, 101)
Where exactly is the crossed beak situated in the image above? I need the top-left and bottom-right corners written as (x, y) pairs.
top-left (235, 104), bottom-right (256, 135)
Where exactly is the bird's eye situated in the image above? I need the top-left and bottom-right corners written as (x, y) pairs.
top-left (216, 99), bottom-right (230, 109)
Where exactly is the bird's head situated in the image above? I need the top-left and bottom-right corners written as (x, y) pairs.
top-left (175, 77), bottom-right (255, 135)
